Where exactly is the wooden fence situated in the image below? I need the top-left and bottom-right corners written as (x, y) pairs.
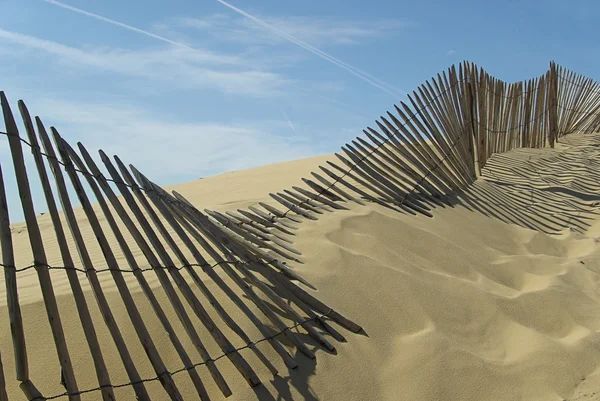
top-left (0, 60), bottom-right (598, 400)
top-left (236, 61), bottom-right (600, 225)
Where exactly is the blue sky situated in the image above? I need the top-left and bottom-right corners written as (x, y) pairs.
top-left (0, 0), bottom-right (598, 221)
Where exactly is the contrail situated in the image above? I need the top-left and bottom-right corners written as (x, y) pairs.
top-left (41, 0), bottom-right (196, 50)
top-left (280, 108), bottom-right (297, 132)
top-left (216, 0), bottom-right (404, 99)
top-left (42, 0), bottom-right (403, 99)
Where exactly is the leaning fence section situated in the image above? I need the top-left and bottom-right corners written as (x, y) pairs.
top-left (231, 61), bottom-right (600, 231)
top-left (0, 60), bottom-right (599, 400)
top-left (0, 91), bottom-right (361, 401)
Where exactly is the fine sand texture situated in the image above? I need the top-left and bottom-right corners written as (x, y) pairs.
top-left (2, 132), bottom-right (600, 400)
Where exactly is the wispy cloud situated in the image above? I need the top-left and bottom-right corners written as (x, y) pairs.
top-left (42, 0), bottom-right (196, 50)
top-left (175, 13), bottom-right (405, 47)
top-left (37, 0), bottom-right (408, 98)
top-left (0, 27), bottom-right (288, 96)
top-left (215, 0), bottom-right (404, 99)
top-left (447, 49), bottom-right (456, 56)
top-left (28, 96), bottom-right (317, 181)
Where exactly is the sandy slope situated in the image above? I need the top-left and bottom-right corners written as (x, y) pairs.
top-left (1, 135), bottom-right (600, 400)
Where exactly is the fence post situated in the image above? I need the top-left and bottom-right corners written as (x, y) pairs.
top-left (0, 165), bottom-right (28, 383)
top-left (547, 61), bottom-right (558, 147)
top-left (464, 63), bottom-right (480, 178)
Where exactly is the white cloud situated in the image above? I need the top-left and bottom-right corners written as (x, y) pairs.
top-left (447, 49), bottom-right (456, 56)
top-left (0, 27), bottom-right (288, 96)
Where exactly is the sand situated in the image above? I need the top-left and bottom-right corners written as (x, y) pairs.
top-left (1, 133), bottom-right (600, 400)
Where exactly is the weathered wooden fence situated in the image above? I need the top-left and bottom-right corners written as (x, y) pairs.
top-left (0, 60), bottom-right (599, 400)
top-left (233, 61), bottom-right (600, 226)
top-left (0, 94), bottom-right (360, 400)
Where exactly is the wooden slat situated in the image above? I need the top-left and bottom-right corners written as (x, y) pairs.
top-left (248, 204), bottom-right (302, 230)
top-left (380, 112), bottom-right (461, 192)
top-left (86, 156), bottom-right (211, 401)
top-left (0, 165), bottom-right (28, 383)
top-left (270, 193), bottom-right (319, 220)
top-left (74, 144), bottom-right (263, 389)
top-left (62, 139), bottom-right (186, 401)
top-left (167, 192), bottom-right (310, 287)
top-left (396, 97), bottom-right (466, 185)
top-left (167, 192), bottom-right (337, 353)
top-left (280, 190), bottom-right (328, 214)
top-left (441, 67), bottom-right (471, 180)
top-left (292, 185), bottom-right (350, 210)
top-left (309, 172), bottom-right (362, 203)
top-left (18, 105), bottom-right (116, 401)
top-left (231, 210), bottom-right (296, 240)
top-left (310, 171), bottom-right (366, 205)
top-left (464, 65), bottom-right (479, 176)
top-left (317, 165), bottom-right (391, 209)
top-left (358, 130), bottom-right (445, 200)
top-left (327, 158), bottom-right (417, 215)
top-left (422, 77), bottom-right (471, 182)
top-left (394, 92), bottom-right (464, 195)
top-left (548, 62), bottom-right (558, 147)
top-left (410, 87), bottom-right (471, 189)
top-left (0, 92), bottom-right (80, 400)
top-left (0, 350), bottom-right (7, 401)
top-left (341, 143), bottom-right (435, 213)
top-left (300, 178), bottom-right (344, 202)
top-left (224, 210), bottom-right (299, 251)
top-left (225, 210), bottom-right (292, 244)
top-left (421, 78), bottom-right (472, 188)
top-left (534, 76), bottom-right (547, 147)
top-left (38, 126), bottom-right (150, 401)
top-left (119, 162), bottom-right (297, 370)
top-left (63, 145), bottom-right (232, 397)
top-left (137, 174), bottom-right (318, 359)
top-left (206, 210), bottom-right (300, 262)
top-left (258, 202), bottom-right (303, 223)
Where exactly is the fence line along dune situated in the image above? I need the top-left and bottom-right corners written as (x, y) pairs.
top-left (0, 60), bottom-right (599, 400)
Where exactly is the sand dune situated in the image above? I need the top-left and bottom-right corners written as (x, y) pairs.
top-left (1, 132), bottom-right (599, 400)
top-left (2, 59), bottom-right (600, 401)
